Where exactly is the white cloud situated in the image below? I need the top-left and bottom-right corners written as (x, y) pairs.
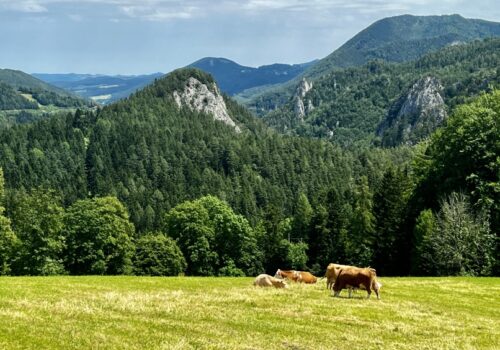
top-left (120, 4), bottom-right (198, 21)
top-left (0, 0), bottom-right (48, 13)
top-left (68, 13), bottom-right (83, 21)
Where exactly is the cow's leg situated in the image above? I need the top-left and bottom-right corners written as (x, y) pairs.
top-left (374, 288), bottom-right (380, 300)
top-left (348, 287), bottom-right (352, 298)
top-left (366, 289), bottom-right (371, 299)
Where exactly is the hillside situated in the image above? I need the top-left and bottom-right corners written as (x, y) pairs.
top-left (0, 69), bottom-right (91, 107)
top-left (0, 67), bottom-right (405, 234)
top-left (188, 57), bottom-right (315, 95)
top-left (33, 72), bottom-right (163, 105)
top-left (261, 38), bottom-right (500, 145)
top-left (0, 68), bottom-right (93, 127)
top-left (242, 14), bottom-right (500, 114)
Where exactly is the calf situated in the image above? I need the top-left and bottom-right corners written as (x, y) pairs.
top-left (332, 267), bottom-right (381, 299)
top-left (253, 274), bottom-right (289, 288)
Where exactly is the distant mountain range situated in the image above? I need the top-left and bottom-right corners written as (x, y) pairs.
top-left (33, 58), bottom-right (315, 104)
top-left (187, 58), bottom-right (316, 95)
top-left (32, 73), bottom-right (164, 105)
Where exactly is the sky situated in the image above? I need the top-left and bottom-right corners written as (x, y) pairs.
top-left (0, 0), bottom-right (499, 75)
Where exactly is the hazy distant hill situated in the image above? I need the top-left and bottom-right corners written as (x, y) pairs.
top-left (188, 57), bottom-right (316, 95)
top-left (33, 73), bottom-right (164, 105)
top-left (243, 14), bottom-right (500, 114)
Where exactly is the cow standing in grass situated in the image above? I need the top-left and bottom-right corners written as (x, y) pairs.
top-left (325, 263), bottom-right (356, 289)
top-left (253, 274), bottom-right (289, 288)
top-left (332, 267), bottom-right (381, 299)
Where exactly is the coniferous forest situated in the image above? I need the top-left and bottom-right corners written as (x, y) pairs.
top-left (0, 36), bottom-right (498, 279)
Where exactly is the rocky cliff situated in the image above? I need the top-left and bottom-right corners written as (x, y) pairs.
top-left (293, 78), bottom-right (314, 120)
top-left (173, 77), bottom-right (241, 133)
top-left (378, 76), bottom-right (447, 146)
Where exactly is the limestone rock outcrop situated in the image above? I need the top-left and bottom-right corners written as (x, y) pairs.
top-left (173, 77), bottom-right (241, 133)
top-left (378, 76), bottom-right (447, 146)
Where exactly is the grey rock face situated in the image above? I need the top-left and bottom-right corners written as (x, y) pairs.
top-left (397, 76), bottom-right (446, 124)
top-left (293, 78), bottom-right (314, 120)
top-left (378, 76), bottom-right (447, 146)
top-left (173, 77), bottom-right (241, 133)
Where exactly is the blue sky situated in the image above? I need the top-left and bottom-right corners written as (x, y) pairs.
top-left (1, 0), bottom-right (499, 74)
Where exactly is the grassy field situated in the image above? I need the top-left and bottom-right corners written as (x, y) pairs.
top-left (0, 277), bottom-right (498, 349)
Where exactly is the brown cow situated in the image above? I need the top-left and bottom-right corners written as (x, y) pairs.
top-left (253, 274), bottom-right (289, 288)
top-left (274, 269), bottom-right (300, 282)
top-left (295, 271), bottom-right (318, 284)
top-left (275, 269), bottom-right (318, 284)
top-left (332, 267), bottom-right (381, 299)
top-left (325, 263), bottom-right (356, 289)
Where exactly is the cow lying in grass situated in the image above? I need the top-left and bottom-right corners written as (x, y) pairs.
top-left (253, 274), bottom-right (289, 288)
top-left (332, 267), bottom-right (381, 299)
top-left (295, 271), bottom-right (317, 284)
top-left (274, 269), bottom-right (299, 282)
top-left (274, 269), bottom-right (317, 284)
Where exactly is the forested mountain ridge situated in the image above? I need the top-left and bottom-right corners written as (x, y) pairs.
top-left (188, 57), bottom-right (315, 95)
top-left (0, 67), bottom-right (411, 233)
top-left (242, 14), bottom-right (500, 115)
top-left (0, 64), bottom-right (497, 277)
top-left (305, 14), bottom-right (500, 79)
top-left (260, 38), bottom-right (500, 145)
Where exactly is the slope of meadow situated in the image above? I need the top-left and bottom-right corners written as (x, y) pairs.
top-left (0, 277), bottom-right (498, 349)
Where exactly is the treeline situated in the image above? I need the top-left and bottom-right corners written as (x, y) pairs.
top-left (0, 82), bottom-right (38, 110)
top-left (18, 87), bottom-right (91, 108)
top-left (0, 69), bottom-right (497, 276)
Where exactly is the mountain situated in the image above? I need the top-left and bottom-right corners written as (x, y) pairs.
top-left (188, 57), bottom-right (316, 95)
top-left (243, 14), bottom-right (500, 115)
top-left (262, 38), bottom-right (500, 145)
top-left (33, 73), bottom-right (164, 105)
top-left (305, 14), bottom-right (500, 79)
top-left (0, 67), bottom-right (368, 231)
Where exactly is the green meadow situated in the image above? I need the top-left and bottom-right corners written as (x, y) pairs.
top-left (0, 277), bottom-right (498, 349)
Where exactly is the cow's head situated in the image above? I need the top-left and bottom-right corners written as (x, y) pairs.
top-left (274, 269), bottom-right (283, 279)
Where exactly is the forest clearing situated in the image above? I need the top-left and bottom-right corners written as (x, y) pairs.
top-left (0, 276), bottom-right (498, 349)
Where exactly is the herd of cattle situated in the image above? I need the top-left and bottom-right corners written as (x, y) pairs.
top-left (253, 263), bottom-right (382, 299)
